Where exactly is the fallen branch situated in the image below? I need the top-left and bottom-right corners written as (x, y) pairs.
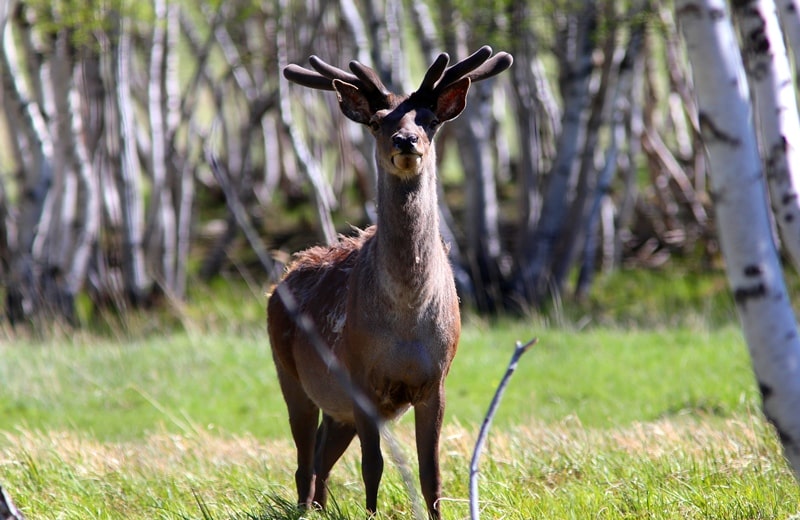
top-left (469, 337), bottom-right (538, 520)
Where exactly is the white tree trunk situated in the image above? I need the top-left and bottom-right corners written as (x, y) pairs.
top-left (733, 0), bottom-right (800, 273)
top-left (116, 21), bottom-right (150, 304)
top-left (676, 0), bottom-right (800, 479)
top-left (67, 55), bottom-right (101, 297)
top-left (776, 0), bottom-right (800, 74)
top-left (148, 0), bottom-right (177, 291)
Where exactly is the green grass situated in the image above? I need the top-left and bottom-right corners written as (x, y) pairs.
top-left (2, 314), bottom-right (799, 518)
top-left (1, 320), bottom-right (756, 440)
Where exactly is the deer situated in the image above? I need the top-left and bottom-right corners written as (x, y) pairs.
top-left (267, 46), bottom-right (512, 518)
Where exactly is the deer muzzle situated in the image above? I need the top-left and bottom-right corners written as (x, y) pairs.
top-left (391, 133), bottom-right (423, 171)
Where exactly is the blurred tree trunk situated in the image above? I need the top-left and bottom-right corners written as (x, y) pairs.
top-left (67, 49), bottom-right (102, 306)
top-left (550, 2), bottom-right (620, 295)
top-left (515, 2), bottom-right (598, 306)
top-left (1, 5), bottom-right (57, 324)
top-left (677, 0), bottom-right (800, 480)
top-left (113, 17), bottom-right (151, 306)
top-left (460, 80), bottom-right (505, 312)
top-left (509, 0), bottom-right (561, 277)
top-left (576, 9), bottom-right (647, 299)
top-left (276, 0), bottom-right (336, 246)
top-left (437, 0), bottom-right (506, 312)
top-left (777, 0), bottom-right (800, 72)
top-left (146, 0), bottom-right (178, 292)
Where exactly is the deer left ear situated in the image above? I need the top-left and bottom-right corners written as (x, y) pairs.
top-left (333, 79), bottom-right (372, 125)
top-left (435, 77), bottom-right (470, 122)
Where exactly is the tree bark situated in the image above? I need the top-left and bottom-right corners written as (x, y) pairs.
top-left (1, 6), bottom-right (54, 323)
top-left (776, 0), bottom-right (800, 76)
top-left (732, 0), bottom-right (800, 274)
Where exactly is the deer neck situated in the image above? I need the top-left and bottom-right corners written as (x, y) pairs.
top-left (373, 155), bottom-right (446, 291)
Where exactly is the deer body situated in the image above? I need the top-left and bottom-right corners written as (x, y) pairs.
top-left (268, 47), bottom-right (512, 518)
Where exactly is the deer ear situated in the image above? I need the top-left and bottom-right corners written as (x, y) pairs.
top-left (435, 77), bottom-right (471, 122)
top-left (332, 79), bottom-right (372, 125)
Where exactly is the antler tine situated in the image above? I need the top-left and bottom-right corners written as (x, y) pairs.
top-left (309, 55), bottom-right (362, 87)
top-left (435, 46), bottom-right (493, 90)
top-left (282, 55), bottom-right (361, 91)
top-left (432, 46), bottom-right (513, 94)
top-left (464, 51), bottom-right (514, 83)
top-left (348, 61), bottom-right (391, 97)
top-left (417, 53), bottom-right (450, 93)
top-left (283, 63), bottom-right (337, 91)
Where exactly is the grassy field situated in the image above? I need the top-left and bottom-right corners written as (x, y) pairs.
top-left (1, 277), bottom-right (800, 518)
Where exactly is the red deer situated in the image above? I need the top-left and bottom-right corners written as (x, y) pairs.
top-left (268, 46), bottom-right (512, 518)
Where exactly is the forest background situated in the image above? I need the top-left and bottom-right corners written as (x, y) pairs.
top-left (0, 0), bottom-right (723, 327)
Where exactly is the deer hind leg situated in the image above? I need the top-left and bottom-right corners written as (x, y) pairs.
top-left (312, 414), bottom-right (357, 507)
top-left (274, 367), bottom-right (320, 508)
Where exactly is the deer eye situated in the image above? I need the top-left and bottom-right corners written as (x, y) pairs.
top-left (369, 120), bottom-right (381, 132)
top-left (429, 118), bottom-right (440, 130)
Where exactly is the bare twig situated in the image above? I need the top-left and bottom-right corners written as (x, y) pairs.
top-left (0, 486), bottom-right (25, 520)
top-left (206, 150), bottom-right (280, 281)
top-left (469, 337), bottom-right (538, 520)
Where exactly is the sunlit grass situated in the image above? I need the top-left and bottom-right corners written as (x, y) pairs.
top-left (2, 272), bottom-right (800, 518)
top-left (2, 414), bottom-right (796, 519)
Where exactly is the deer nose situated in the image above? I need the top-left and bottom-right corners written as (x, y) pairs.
top-left (392, 133), bottom-right (419, 153)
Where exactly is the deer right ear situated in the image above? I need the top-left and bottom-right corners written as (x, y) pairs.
top-left (435, 77), bottom-right (471, 122)
top-left (332, 79), bottom-right (372, 125)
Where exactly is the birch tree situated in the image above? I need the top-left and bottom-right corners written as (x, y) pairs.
top-left (732, 0), bottom-right (800, 273)
top-left (676, 0), bottom-right (800, 478)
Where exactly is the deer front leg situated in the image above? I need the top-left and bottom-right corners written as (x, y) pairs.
top-left (415, 387), bottom-right (445, 519)
top-left (354, 406), bottom-right (384, 515)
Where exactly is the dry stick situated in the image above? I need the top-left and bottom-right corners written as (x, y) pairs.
top-left (0, 485), bottom-right (26, 520)
top-left (272, 283), bottom-right (426, 519)
top-left (469, 337), bottom-right (538, 520)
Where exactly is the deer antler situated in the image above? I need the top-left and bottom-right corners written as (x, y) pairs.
top-left (284, 47), bottom-right (512, 115)
top-left (283, 56), bottom-right (390, 98)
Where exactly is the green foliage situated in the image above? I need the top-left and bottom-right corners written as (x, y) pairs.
top-left (22, 0), bottom-right (152, 49)
top-left (576, 266), bottom-right (738, 328)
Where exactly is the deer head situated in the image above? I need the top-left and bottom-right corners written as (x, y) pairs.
top-left (283, 46), bottom-right (513, 180)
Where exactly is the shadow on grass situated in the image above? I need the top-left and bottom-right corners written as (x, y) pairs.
top-left (189, 491), bottom-right (353, 520)
top-left (241, 495), bottom-right (353, 520)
